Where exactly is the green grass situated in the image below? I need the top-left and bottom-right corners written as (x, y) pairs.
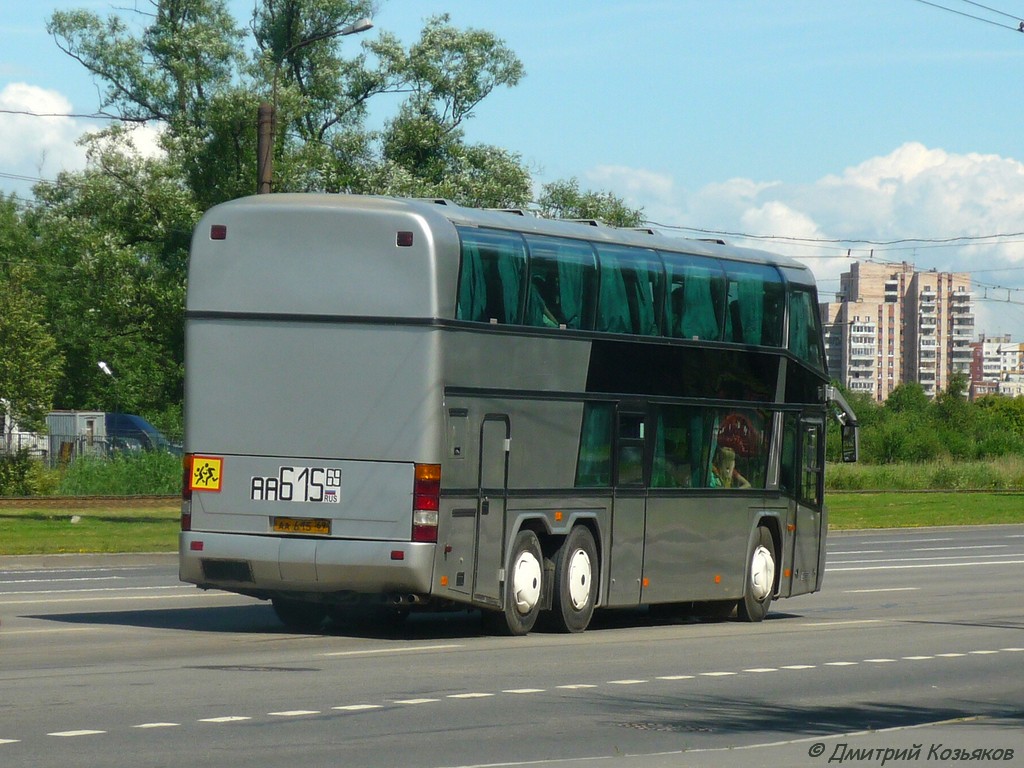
top-left (1, 491), bottom-right (1023, 555)
top-left (826, 456), bottom-right (1024, 491)
top-left (0, 505), bottom-right (179, 555)
top-left (827, 491), bottom-right (1024, 530)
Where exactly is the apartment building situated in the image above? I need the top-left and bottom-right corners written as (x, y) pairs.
top-left (970, 334), bottom-right (1024, 398)
top-left (821, 261), bottom-right (974, 401)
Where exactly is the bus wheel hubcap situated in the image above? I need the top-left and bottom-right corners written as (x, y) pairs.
top-left (750, 545), bottom-right (774, 602)
top-left (512, 551), bottom-right (542, 614)
top-left (566, 548), bottom-right (592, 611)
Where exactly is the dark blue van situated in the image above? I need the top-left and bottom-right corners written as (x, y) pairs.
top-left (105, 413), bottom-right (180, 454)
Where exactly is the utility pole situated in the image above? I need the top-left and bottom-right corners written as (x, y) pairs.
top-left (257, 103), bottom-right (275, 194)
top-left (256, 17), bottom-right (372, 195)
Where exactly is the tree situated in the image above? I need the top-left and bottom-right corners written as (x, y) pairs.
top-left (883, 381), bottom-right (930, 415)
top-left (0, 199), bottom-right (63, 445)
top-left (537, 178), bottom-right (644, 228)
top-left (29, 133), bottom-right (197, 425)
top-left (48, 2), bottom-right (533, 208)
top-left (40, 0), bottom-right (644, 427)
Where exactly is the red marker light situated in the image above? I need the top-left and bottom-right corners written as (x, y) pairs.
top-left (210, 224), bottom-right (227, 240)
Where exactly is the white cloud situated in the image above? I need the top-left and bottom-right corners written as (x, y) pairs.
top-left (589, 142), bottom-right (1024, 339)
top-left (585, 164), bottom-right (675, 201)
top-left (0, 83), bottom-right (89, 189)
top-left (0, 82), bottom-right (166, 199)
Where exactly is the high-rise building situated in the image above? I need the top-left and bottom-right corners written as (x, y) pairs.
top-left (820, 261), bottom-right (974, 401)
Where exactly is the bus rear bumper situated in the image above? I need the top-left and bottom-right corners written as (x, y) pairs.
top-left (179, 532), bottom-right (435, 596)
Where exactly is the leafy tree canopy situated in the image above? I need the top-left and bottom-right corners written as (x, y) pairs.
top-left (0, 197), bottom-right (63, 440)
top-left (31, 0), bottom-right (644, 429)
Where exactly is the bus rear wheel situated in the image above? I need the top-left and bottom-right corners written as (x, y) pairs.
top-left (737, 526), bottom-right (776, 622)
top-left (271, 597), bottom-right (327, 631)
top-left (549, 526), bottom-right (598, 633)
top-left (490, 529), bottom-right (544, 636)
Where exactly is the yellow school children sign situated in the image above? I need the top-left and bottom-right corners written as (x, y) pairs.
top-left (190, 455), bottom-right (223, 492)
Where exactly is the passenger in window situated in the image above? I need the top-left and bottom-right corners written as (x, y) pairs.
top-left (528, 276), bottom-right (560, 327)
top-left (710, 446), bottom-right (750, 489)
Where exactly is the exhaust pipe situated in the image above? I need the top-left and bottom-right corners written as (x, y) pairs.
top-left (389, 593), bottom-right (423, 605)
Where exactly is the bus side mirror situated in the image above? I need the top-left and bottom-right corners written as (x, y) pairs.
top-left (841, 424), bottom-right (859, 463)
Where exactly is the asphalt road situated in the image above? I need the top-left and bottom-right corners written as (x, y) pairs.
top-left (1, 525), bottom-right (1022, 768)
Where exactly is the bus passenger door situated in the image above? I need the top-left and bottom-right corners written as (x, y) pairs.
top-left (473, 415), bottom-right (509, 606)
top-left (790, 417), bottom-right (825, 596)
top-left (606, 409), bottom-right (647, 606)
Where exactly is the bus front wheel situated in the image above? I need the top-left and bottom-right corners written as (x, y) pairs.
top-left (493, 529), bottom-right (544, 636)
top-left (737, 526), bottom-right (776, 622)
top-left (549, 525), bottom-right (598, 633)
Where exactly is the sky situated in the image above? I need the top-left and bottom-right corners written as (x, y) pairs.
top-left (4, 1), bottom-right (1024, 339)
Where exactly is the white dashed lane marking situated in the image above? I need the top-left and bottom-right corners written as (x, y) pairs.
top-left (48, 730), bottom-right (106, 737)
top-left (268, 710), bottom-right (320, 717)
top-left (5, 646), bottom-right (1022, 747)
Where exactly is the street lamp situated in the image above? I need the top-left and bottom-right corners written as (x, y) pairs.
top-left (97, 362), bottom-right (117, 421)
top-left (257, 17), bottom-right (374, 194)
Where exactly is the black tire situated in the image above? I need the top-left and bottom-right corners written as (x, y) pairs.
top-left (549, 526), bottom-right (598, 633)
top-left (737, 526), bottom-right (776, 622)
top-left (271, 597), bottom-right (327, 631)
top-left (489, 529), bottom-right (544, 636)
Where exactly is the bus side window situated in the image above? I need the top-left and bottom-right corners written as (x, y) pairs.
top-left (801, 423), bottom-right (823, 508)
top-left (616, 412), bottom-right (645, 487)
top-left (661, 253), bottom-right (725, 341)
top-left (595, 245), bottom-right (662, 337)
top-left (524, 236), bottom-right (597, 330)
top-left (723, 262), bottom-right (784, 347)
top-left (575, 403), bottom-right (613, 487)
top-left (456, 228), bottom-right (527, 324)
top-left (779, 413), bottom-right (798, 495)
top-left (456, 243), bottom-right (487, 322)
top-left (651, 406), bottom-right (696, 488)
top-left (596, 251), bottom-right (632, 334)
top-left (713, 409), bottom-right (770, 489)
top-left (788, 287), bottom-right (826, 372)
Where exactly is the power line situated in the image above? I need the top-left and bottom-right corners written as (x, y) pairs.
top-left (643, 219), bottom-right (1024, 248)
top-left (908, 0), bottom-right (1024, 32)
top-left (0, 108), bottom-right (127, 121)
top-left (958, 0), bottom-right (1022, 23)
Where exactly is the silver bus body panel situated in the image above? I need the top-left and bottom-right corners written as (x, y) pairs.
top-left (179, 532), bottom-right (434, 594)
top-left (189, 454), bottom-right (415, 540)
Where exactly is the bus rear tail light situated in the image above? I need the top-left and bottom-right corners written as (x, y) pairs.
top-left (182, 454), bottom-right (194, 501)
top-left (181, 455), bottom-right (193, 531)
top-left (412, 464), bottom-right (441, 542)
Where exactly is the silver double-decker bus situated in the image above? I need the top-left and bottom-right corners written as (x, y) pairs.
top-left (179, 194), bottom-right (858, 635)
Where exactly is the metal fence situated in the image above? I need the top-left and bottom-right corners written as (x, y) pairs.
top-left (1, 431), bottom-right (182, 468)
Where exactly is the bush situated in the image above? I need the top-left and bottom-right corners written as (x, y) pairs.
top-left (58, 450), bottom-right (182, 496)
top-left (0, 450), bottom-right (60, 496)
top-left (0, 450), bottom-right (34, 495)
